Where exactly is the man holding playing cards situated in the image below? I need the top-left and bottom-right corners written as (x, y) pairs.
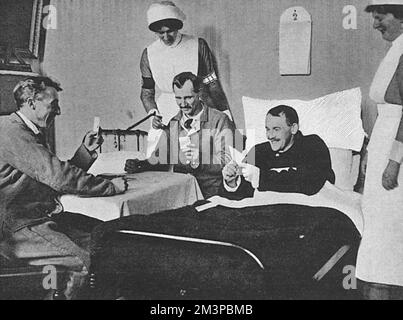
top-left (222, 105), bottom-right (335, 200)
top-left (126, 72), bottom-right (234, 198)
top-left (0, 77), bottom-right (128, 299)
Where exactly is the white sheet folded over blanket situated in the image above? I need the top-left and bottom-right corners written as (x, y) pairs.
top-left (198, 182), bottom-right (363, 235)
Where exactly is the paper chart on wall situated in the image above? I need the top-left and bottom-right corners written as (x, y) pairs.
top-left (279, 7), bottom-right (312, 75)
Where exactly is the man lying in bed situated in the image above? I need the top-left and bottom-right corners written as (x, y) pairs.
top-left (94, 106), bottom-right (360, 300)
top-left (222, 105), bottom-right (335, 200)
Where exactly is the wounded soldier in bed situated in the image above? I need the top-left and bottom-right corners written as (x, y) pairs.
top-left (125, 72), bottom-right (234, 198)
top-left (222, 105), bottom-right (335, 200)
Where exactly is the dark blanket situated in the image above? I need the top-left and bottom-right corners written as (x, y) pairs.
top-left (90, 204), bottom-right (360, 299)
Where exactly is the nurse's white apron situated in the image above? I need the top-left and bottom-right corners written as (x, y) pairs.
top-left (356, 104), bottom-right (403, 286)
top-left (356, 34), bottom-right (403, 286)
top-left (146, 34), bottom-right (198, 157)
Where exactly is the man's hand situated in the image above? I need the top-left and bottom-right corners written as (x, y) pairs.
top-left (239, 163), bottom-right (260, 189)
top-left (222, 161), bottom-right (240, 188)
top-left (83, 131), bottom-right (103, 153)
top-left (111, 177), bottom-right (128, 194)
top-left (152, 113), bottom-right (165, 130)
top-left (382, 160), bottom-right (401, 190)
top-left (181, 144), bottom-right (199, 163)
top-left (125, 159), bottom-right (147, 174)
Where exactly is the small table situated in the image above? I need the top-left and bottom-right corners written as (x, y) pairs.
top-left (60, 171), bottom-right (204, 221)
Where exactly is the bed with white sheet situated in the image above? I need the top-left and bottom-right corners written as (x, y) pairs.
top-left (89, 88), bottom-right (366, 300)
top-left (207, 87), bottom-right (366, 235)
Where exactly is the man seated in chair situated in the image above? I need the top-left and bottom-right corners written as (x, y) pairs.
top-left (0, 77), bottom-right (128, 299)
top-left (222, 105), bottom-right (335, 200)
top-left (125, 72), bottom-right (234, 198)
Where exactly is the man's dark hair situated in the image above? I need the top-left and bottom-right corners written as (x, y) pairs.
top-left (172, 72), bottom-right (202, 93)
top-left (365, 5), bottom-right (403, 19)
top-left (149, 18), bottom-right (183, 32)
top-left (13, 76), bottom-right (62, 109)
top-left (267, 105), bottom-right (299, 126)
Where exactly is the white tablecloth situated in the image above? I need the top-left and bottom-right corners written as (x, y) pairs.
top-left (60, 171), bottom-right (204, 221)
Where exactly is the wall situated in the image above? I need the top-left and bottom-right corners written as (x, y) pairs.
top-left (42, 0), bottom-right (387, 158)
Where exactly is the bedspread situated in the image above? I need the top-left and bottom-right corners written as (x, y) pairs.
top-left (199, 182), bottom-right (363, 235)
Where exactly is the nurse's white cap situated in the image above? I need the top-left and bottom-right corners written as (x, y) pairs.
top-left (367, 0), bottom-right (403, 5)
top-left (147, 1), bottom-right (186, 31)
top-left (365, 0), bottom-right (403, 12)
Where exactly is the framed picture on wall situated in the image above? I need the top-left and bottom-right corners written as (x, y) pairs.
top-left (0, 0), bottom-right (49, 71)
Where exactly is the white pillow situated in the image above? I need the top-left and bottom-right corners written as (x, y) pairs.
top-left (242, 88), bottom-right (365, 191)
top-left (242, 87), bottom-right (365, 152)
top-left (329, 148), bottom-right (353, 191)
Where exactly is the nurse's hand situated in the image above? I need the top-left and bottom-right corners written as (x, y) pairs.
top-left (152, 113), bottom-right (165, 130)
top-left (382, 160), bottom-right (400, 190)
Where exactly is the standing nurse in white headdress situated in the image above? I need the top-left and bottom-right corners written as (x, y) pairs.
top-left (357, 0), bottom-right (403, 300)
top-left (141, 1), bottom-right (232, 157)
